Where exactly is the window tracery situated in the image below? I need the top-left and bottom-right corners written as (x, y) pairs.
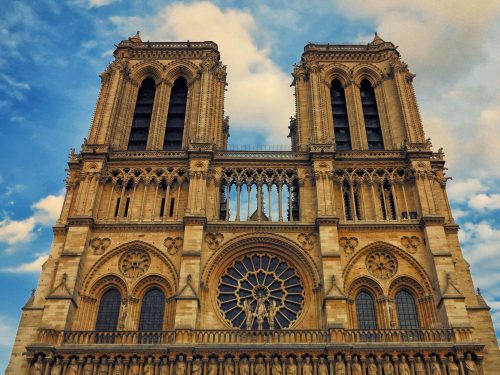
top-left (395, 290), bottom-right (420, 329)
top-left (139, 288), bottom-right (165, 331)
top-left (95, 288), bottom-right (121, 331)
top-left (355, 291), bottom-right (378, 329)
top-left (217, 253), bottom-right (304, 330)
top-left (119, 249), bottom-right (151, 278)
top-left (365, 251), bottom-right (398, 279)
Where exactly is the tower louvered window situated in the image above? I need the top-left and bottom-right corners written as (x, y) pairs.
top-left (95, 288), bottom-right (121, 331)
top-left (164, 77), bottom-right (188, 151)
top-left (396, 290), bottom-right (419, 329)
top-left (360, 80), bottom-right (384, 150)
top-left (355, 291), bottom-right (377, 329)
top-left (139, 288), bottom-right (165, 331)
top-left (330, 79), bottom-right (351, 150)
top-left (128, 77), bottom-right (156, 150)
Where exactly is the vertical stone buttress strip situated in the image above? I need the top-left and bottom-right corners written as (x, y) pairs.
top-left (373, 81), bottom-right (394, 149)
top-left (102, 66), bottom-right (127, 144)
top-left (87, 74), bottom-right (111, 144)
top-left (344, 82), bottom-right (365, 149)
top-left (308, 65), bottom-right (324, 144)
top-left (148, 79), bottom-right (172, 150)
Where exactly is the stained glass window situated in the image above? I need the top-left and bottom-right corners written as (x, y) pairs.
top-left (355, 291), bottom-right (377, 329)
top-left (396, 290), bottom-right (419, 329)
top-left (139, 288), bottom-right (165, 331)
top-left (95, 288), bottom-right (121, 331)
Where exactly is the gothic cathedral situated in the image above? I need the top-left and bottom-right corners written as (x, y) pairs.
top-left (7, 33), bottom-right (500, 374)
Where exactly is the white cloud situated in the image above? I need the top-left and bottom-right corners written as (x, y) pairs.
top-left (468, 193), bottom-right (500, 211)
top-left (447, 178), bottom-right (487, 204)
top-left (0, 315), bottom-right (16, 347)
top-left (0, 254), bottom-right (48, 274)
top-left (0, 193), bottom-right (64, 246)
top-left (110, 2), bottom-right (294, 143)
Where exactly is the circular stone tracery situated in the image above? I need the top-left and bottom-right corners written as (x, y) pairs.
top-left (366, 251), bottom-right (398, 279)
top-left (119, 249), bottom-right (151, 278)
top-left (217, 253), bottom-right (305, 330)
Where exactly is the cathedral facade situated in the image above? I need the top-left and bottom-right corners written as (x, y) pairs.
top-left (7, 33), bottom-right (499, 374)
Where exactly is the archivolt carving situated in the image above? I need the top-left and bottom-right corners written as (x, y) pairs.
top-left (388, 276), bottom-right (426, 298)
top-left (131, 274), bottom-right (175, 298)
top-left (82, 240), bottom-right (179, 294)
top-left (164, 237), bottom-right (183, 255)
top-left (345, 276), bottom-right (383, 300)
top-left (89, 274), bottom-right (127, 297)
top-left (342, 241), bottom-right (433, 293)
top-left (352, 63), bottom-right (385, 86)
top-left (202, 233), bottom-right (321, 290)
top-left (321, 62), bottom-right (352, 86)
top-left (119, 249), bottom-right (151, 278)
top-left (129, 60), bottom-right (164, 85)
top-left (400, 236), bottom-right (421, 253)
top-left (90, 237), bottom-right (111, 255)
top-left (163, 59), bottom-right (199, 83)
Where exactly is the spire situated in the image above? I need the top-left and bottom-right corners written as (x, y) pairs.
top-left (371, 32), bottom-right (385, 46)
top-left (128, 31), bottom-right (142, 43)
top-left (476, 288), bottom-right (491, 309)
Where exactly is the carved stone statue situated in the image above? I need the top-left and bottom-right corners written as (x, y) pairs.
top-left (129, 357), bottom-right (140, 375)
top-left (176, 356), bottom-right (187, 375)
top-left (51, 357), bottom-right (63, 375)
top-left (31, 355), bottom-right (44, 375)
top-left (83, 357), bottom-right (94, 375)
top-left (113, 357), bottom-right (124, 375)
top-left (119, 299), bottom-right (128, 329)
top-left (334, 355), bottom-right (345, 375)
top-left (398, 357), bottom-right (410, 375)
top-left (97, 357), bottom-right (109, 375)
top-left (351, 357), bottom-right (362, 375)
top-left (224, 357), bottom-right (234, 375)
top-left (430, 356), bottom-right (442, 375)
top-left (447, 356), bottom-right (459, 375)
top-left (414, 357), bottom-right (425, 375)
top-left (67, 357), bottom-right (79, 375)
top-left (159, 358), bottom-right (169, 375)
top-left (302, 357), bottom-right (313, 375)
top-left (286, 357), bottom-right (297, 375)
top-left (239, 358), bottom-right (249, 375)
top-left (193, 358), bottom-right (202, 375)
top-left (144, 357), bottom-right (155, 375)
top-left (243, 299), bottom-right (253, 330)
top-left (255, 357), bottom-right (266, 375)
top-left (208, 358), bottom-right (218, 375)
top-left (255, 296), bottom-right (267, 330)
top-left (367, 357), bottom-right (377, 375)
top-left (464, 353), bottom-right (478, 375)
top-left (318, 357), bottom-right (328, 375)
top-left (272, 357), bottom-right (282, 375)
top-left (268, 300), bottom-right (278, 330)
top-left (382, 356), bottom-right (394, 375)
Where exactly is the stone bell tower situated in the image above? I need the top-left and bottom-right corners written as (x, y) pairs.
top-left (7, 33), bottom-right (499, 375)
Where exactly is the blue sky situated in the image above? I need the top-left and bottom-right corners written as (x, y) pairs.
top-left (1, 0), bottom-right (500, 371)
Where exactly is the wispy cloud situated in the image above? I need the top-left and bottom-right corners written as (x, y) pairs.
top-left (89, 0), bottom-right (121, 8)
top-left (0, 254), bottom-right (48, 273)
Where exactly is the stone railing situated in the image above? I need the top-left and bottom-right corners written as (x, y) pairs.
top-left (36, 328), bottom-right (472, 347)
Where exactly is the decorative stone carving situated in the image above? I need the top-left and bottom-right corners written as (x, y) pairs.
top-left (285, 357), bottom-right (297, 375)
top-left (335, 354), bottom-right (346, 375)
top-left (206, 232), bottom-right (224, 250)
top-left (164, 237), bottom-right (183, 255)
top-left (400, 236), bottom-right (421, 253)
top-left (398, 356), bottom-right (410, 375)
top-left (91, 237), bottom-right (111, 255)
top-left (119, 249), bottom-right (151, 278)
top-left (297, 233), bottom-right (316, 251)
top-left (366, 251), bottom-right (398, 279)
top-left (218, 253), bottom-right (304, 330)
top-left (271, 357), bottom-right (282, 375)
top-left (239, 358), bottom-right (249, 375)
top-left (318, 357), bottom-right (328, 375)
top-left (192, 358), bottom-right (202, 375)
top-left (351, 356), bottom-right (362, 375)
top-left (302, 357), bottom-right (313, 375)
top-left (339, 237), bottom-right (359, 254)
top-left (31, 355), bottom-right (44, 375)
top-left (464, 353), bottom-right (478, 374)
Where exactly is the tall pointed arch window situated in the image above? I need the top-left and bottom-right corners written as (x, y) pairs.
top-left (95, 288), bottom-right (121, 331)
top-left (360, 80), bottom-right (384, 150)
top-left (164, 77), bottom-right (188, 151)
top-left (395, 290), bottom-right (419, 329)
top-left (128, 77), bottom-right (156, 150)
top-left (139, 288), bottom-right (165, 331)
top-left (355, 291), bottom-right (377, 329)
top-left (330, 79), bottom-right (351, 150)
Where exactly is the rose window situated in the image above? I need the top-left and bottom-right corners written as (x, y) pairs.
top-left (119, 249), bottom-right (151, 278)
top-left (366, 251), bottom-right (397, 279)
top-left (217, 253), bottom-right (304, 330)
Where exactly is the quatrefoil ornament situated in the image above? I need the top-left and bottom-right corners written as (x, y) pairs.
top-left (164, 237), bottom-right (183, 255)
top-left (206, 232), bottom-right (224, 250)
top-left (297, 233), bottom-right (316, 251)
top-left (401, 236), bottom-right (421, 253)
top-left (90, 237), bottom-right (111, 255)
top-left (339, 237), bottom-right (359, 254)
